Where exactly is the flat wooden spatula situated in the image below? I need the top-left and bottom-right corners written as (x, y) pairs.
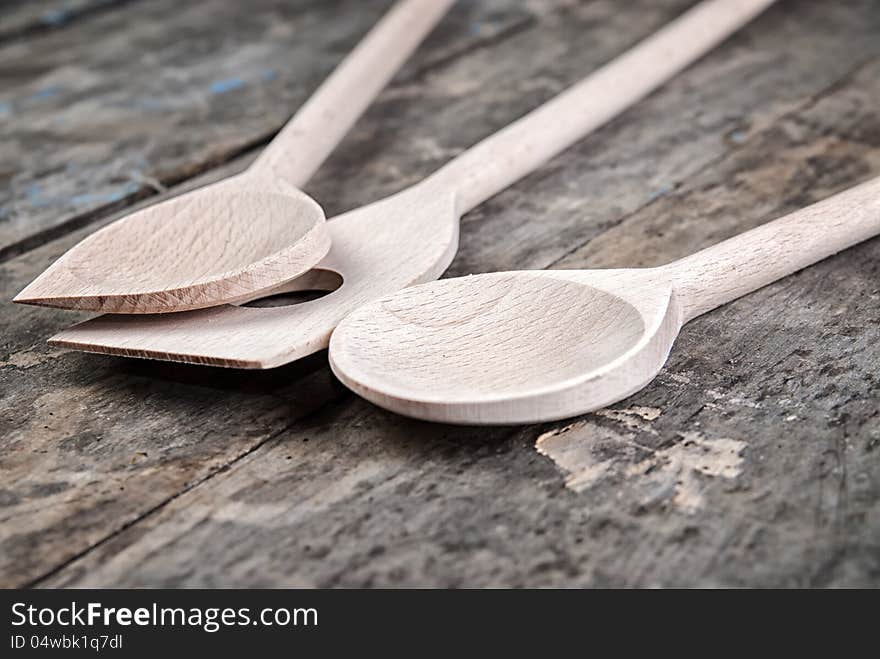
top-left (329, 176), bottom-right (880, 424)
top-left (14, 0), bottom-right (456, 314)
top-left (49, 0), bottom-right (777, 366)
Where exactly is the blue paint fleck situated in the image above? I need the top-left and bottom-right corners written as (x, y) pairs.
top-left (33, 86), bottom-right (61, 100)
top-left (27, 184), bottom-right (53, 208)
top-left (70, 182), bottom-right (140, 207)
top-left (259, 68), bottom-right (278, 82)
top-left (647, 183), bottom-right (674, 203)
top-left (70, 193), bottom-right (104, 206)
top-left (41, 8), bottom-right (71, 26)
top-left (70, 191), bottom-right (117, 206)
top-left (728, 129), bottom-right (748, 144)
top-left (209, 77), bottom-right (245, 95)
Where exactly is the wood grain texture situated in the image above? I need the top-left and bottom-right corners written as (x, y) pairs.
top-left (0, 0), bottom-right (531, 260)
top-left (667, 175), bottom-right (880, 319)
top-left (432, 0), bottom-right (778, 212)
top-left (12, 0), bottom-right (455, 313)
top-left (249, 0), bottom-right (459, 189)
top-left (1, 0), bottom-right (879, 588)
top-left (47, 0), bottom-right (777, 364)
top-left (0, 0), bottom-right (135, 43)
top-left (13, 172), bottom-right (331, 312)
top-left (329, 176), bottom-right (880, 424)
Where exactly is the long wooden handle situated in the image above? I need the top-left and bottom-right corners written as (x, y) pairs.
top-left (429, 0), bottom-right (777, 213)
top-left (663, 175), bottom-right (880, 322)
top-left (249, 0), bottom-right (456, 186)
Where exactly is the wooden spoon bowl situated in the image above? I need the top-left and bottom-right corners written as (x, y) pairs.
top-left (15, 175), bottom-right (328, 313)
top-left (329, 270), bottom-right (678, 424)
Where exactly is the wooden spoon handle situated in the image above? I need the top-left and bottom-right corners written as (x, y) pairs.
top-left (665, 175), bottom-right (880, 322)
top-left (249, 0), bottom-right (456, 187)
top-left (430, 0), bottom-right (776, 214)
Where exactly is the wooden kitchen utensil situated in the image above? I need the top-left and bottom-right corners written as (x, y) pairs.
top-left (48, 0), bottom-right (777, 366)
top-left (329, 175), bottom-right (880, 424)
top-left (14, 0), bottom-right (457, 313)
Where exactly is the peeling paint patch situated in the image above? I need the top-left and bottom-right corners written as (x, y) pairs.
top-left (536, 422), bottom-right (746, 513)
top-left (535, 421), bottom-right (648, 492)
top-left (0, 351), bottom-right (56, 370)
top-left (626, 432), bottom-right (746, 513)
top-left (595, 406), bottom-right (661, 433)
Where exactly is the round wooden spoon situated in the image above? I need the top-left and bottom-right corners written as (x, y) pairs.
top-left (13, 0), bottom-right (456, 314)
top-left (329, 176), bottom-right (880, 424)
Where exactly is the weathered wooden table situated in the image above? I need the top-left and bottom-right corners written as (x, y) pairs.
top-left (2, 0), bottom-right (879, 588)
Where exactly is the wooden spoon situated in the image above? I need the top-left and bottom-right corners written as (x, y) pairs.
top-left (48, 0), bottom-right (777, 366)
top-left (329, 176), bottom-right (880, 424)
top-left (13, 0), bottom-right (456, 314)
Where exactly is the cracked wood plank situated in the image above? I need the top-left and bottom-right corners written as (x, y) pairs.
top-left (1, 0), bottom-right (879, 587)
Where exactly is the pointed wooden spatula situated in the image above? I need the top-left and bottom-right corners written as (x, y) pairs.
top-left (329, 176), bottom-right (880, 424)
top-left (49, 0), bottom-right (778, 366)
top-left (14, 0), bottom-right (456, 314)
